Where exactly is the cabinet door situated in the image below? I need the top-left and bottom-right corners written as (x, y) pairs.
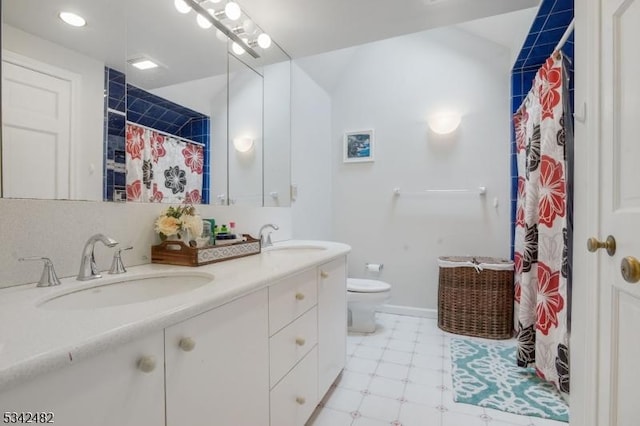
top-left (165, 289), bottom-right (269, 426)
top-left (317, 256), bottom-right (347, 396)
top-left (0, 331), bottom-right (165, 426)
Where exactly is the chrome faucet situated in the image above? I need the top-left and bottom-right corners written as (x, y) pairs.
top-left (77, 234), bottom-right (118, 281)
top-left (19, 257), bottom-right (61, 287)
top-left (259, 223), bottom-right (279, 247)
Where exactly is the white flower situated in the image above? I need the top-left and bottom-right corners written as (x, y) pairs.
top-left (155, 215), bottom-right (180, 237)
top-left (181, 214), bottom-right (203, 238)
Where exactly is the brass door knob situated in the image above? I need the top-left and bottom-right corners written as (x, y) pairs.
top-left (587, 235), bottom-right (617, 256)
top-left (621, 257), bottom-right (640, 283)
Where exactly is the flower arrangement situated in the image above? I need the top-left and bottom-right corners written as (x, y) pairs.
top-left (154, 205), bottom-right (203, 242)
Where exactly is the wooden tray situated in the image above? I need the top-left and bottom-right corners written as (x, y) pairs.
top-left (151, 234), bottom-right (261, 266)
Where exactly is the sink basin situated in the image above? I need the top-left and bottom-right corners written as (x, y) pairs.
top-left (263, 244), bottom-right (327, 254)
top-left (39, 273), bottom-right (213, 310)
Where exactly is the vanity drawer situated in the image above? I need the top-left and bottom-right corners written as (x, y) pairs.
top-left (269, 269), bottom-right (317, 335)
top-left (270, 347), bottom-right (319, 426)
top-left (270, 306), bottom-right (318, 387)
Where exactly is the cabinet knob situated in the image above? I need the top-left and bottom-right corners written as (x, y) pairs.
top-left (320, 271), bottom-right (329, 278)
top-left (295, 292), bottom-right (305, 301)
top-left (295, 396), bottom-right (306, 405)
top-left (137, 355), bottom-right (156, 373)
top-left (179, 337), bottom-right (196, 352)
top-left (295, 337), bottom-right (306, 346)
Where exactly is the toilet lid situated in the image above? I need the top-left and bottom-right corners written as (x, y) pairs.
top-left (347, 278), bottom-right (391, 293)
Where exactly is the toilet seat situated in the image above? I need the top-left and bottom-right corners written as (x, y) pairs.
top-left (347, 278), bottom-right (391, 293)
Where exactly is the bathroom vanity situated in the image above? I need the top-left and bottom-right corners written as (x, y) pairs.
top-left (0, 241), bottom-right (349, 426)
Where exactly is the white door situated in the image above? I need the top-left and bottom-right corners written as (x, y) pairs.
top-left (594, 0), bottom-right (640, 424)
top-left (2, 57), bottom-right (72, 199)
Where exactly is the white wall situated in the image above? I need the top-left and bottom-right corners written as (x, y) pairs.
top-left (0, 198), bottom-right (292, 289)
top-left (2, 25), bottom-right (105, 201)
top-left (290, 63), bottom-right (333, 240)
top-left (328, 28), bottom-right (513, 311)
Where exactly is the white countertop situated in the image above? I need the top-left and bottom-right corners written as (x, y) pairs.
top-left (0, 240), bottom-right (350, 393)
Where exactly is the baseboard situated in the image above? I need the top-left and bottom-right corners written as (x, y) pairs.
top-left (376, 304), bottom-right (437, 319)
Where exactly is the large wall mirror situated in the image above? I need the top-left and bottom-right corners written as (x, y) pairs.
top-left (0, 0), bottom-right (291, 207)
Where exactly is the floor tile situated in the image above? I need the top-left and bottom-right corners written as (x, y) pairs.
top-left (347, 357), bottom-right (380, 375)
top-left (382, 349), bottom-right (414, 365)
top-left (398, 401), bottom-right (442, 426)
top-left (336, 371), bottom-right (373, 392)
top-left (312, 313), bottom-right (568, 426)
top-left (352, 416), bottom-right (395, 426)
top-left (323, 387), bottom-right (365, 412)
top-left (354, 345), bottom-right (385, 361)
top-left (403, 383), bottom-right (443, 406)
top-left (407, 366), bottom-right (442, 386)
top-left (368, 376), bottom-right (407, 399)
top-left (376, 362), bottom-right (411, 381)
top-left (359, 394), bottom-right (403, 422)
top-left (307, 406), bottom-right (354, 426)
top-left (441, 410), bottom-right (488, 426)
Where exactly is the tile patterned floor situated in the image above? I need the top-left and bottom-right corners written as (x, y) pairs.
top-left (306, 313), bottom-right (568, 426)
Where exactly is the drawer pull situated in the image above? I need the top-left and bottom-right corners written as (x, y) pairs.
top-left (295, 337), bottom-right (306, 346)
top-left (295, 292), bottom-right (305, 300)
top-left (137, 355), bottom-right (156, 373)
top-left (295, 396), bottom-right (306, 405)
top-left (179, 337), bottom-right (196, 352)
top-left (320, 271), bottom-right (329, 278)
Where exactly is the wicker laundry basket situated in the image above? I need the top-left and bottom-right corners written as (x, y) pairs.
top-left (437, 256), bottom-right (514, 339)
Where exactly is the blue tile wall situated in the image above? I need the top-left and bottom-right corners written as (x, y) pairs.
top-left (103, 67), bottom-right (211, 204)
top-left (510, 0), bottom-right (574, 258)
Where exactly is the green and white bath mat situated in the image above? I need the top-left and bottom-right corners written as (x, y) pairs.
top-left (449, 338), bottom-right (569, 422)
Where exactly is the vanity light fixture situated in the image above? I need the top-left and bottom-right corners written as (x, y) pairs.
top-left (174, 0), bottom-right (192, 14)
top-left (231, 40), bottom-right (247, 55)
top-left (179, 0), bottom-right (272, 58)
top-left (59, 11), bottom-right (86, 27)
top-left (428, 113), bottom-right (462, 135)
top-left (224, 2), bottom-right (242, 20)
top-left (257, 33), bottom-right (272, 49)
top-left (233, 137), bottom-right (254, 153)
top-left (196, 9), bottom-right (215, 28)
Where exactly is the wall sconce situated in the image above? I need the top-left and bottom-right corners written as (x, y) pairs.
top-left (428, 113), bottom-right (461, 135)
top-left (233, 137), bottom-right (254, 153)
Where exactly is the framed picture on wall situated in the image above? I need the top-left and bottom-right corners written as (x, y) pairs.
top-left (343, 130), bottom-right (374, 163)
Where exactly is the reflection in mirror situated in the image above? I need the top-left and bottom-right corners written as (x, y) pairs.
top-left (119, 0), bottom-right (229, 204)
top-left (262, 44), bottom-right (291, 207)
top-left (228, 54), bottom-right (262, 207)
top-left (1, 0), bottom-right (125, 201)
top-left (1, 0), bottom-right (292, 207)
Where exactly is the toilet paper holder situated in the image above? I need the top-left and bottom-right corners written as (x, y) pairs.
top-left (365, 263), bottom-right (384, 273)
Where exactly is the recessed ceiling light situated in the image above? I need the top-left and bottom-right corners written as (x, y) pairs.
top-left (59, 11), bottom-right (86, 27)
top-left (129, 59), bottom-right (159, 70)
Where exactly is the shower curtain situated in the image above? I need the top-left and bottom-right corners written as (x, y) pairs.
top-left (513, 53), bottom-right (573, 394)
top-left (125, 123), bottom-right (204, 204)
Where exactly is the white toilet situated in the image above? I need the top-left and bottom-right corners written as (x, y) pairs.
top-left (347, 278), bottom-right (392, 333)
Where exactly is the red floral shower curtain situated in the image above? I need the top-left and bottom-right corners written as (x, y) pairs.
top-left (513, 53), bottom-right (572, 393)
top-left (125, 123), bottom-right (204, 204)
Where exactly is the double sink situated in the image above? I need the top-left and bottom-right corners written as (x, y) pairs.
top-left (38, 243), bottom-right (326, 310)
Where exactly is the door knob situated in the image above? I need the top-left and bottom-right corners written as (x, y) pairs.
top-left (621, 257), bottom-right (640, 283)
top-left (587, 235), bottom-right (616, 256)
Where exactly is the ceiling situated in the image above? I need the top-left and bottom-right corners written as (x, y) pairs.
top-left (2, 0), bottom-right (540, 89)
top-left (237, 0), bottom-right (540, 59)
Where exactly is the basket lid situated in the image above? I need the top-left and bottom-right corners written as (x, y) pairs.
top-left (437, 256), bottom-right (514, 271)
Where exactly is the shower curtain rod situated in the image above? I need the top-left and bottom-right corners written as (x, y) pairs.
top-left (555, 18), bottom-right (575, 52)
top-left (126, 121), bottom-right (205, 147)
